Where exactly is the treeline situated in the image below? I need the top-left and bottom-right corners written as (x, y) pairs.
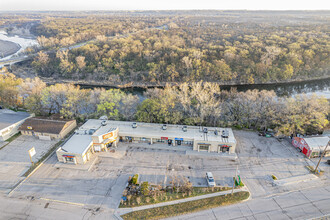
top-left (35, 16), bottom-right (166, 48)
top-left (30, 13), bottom-right (330, 85)
top-left (0, 70), bottom-right (328, 136)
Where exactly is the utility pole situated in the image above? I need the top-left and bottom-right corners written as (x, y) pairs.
top-left (314, 140), bottom-right (330, 174)
top-left (232, 165), bottom-right (238, 195)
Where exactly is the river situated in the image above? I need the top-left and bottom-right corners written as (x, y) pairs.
top-left (79, 77), bottom-right (330, 100)
top-left (0, 30), bottom-right (38, 61)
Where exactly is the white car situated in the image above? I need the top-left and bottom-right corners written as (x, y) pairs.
top-left (206, 172), bottom-right (216, 187)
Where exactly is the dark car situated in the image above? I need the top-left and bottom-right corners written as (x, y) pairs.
top-left (327, 160), bottom-right (330, 165)
top-left (258, 131), bottom-right (273, 137)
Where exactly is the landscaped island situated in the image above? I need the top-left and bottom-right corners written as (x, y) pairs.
top-left (121, 191), bottom-right (250, 220)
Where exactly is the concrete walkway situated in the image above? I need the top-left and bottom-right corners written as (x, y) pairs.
top-left (186, 150), bottom-right (238, 159)
top-left (115, 187), bottom-right (249, 217)
top-left (127, 143), bottom-right (238, 159)
top-left (273, 174), bottom-right (318, 186)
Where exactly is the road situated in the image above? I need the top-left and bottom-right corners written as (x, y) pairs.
top-left (165, 184), bottom-right (330, 220)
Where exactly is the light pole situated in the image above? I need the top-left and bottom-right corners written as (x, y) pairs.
top-left (314, 140), bottom-right (330, 174)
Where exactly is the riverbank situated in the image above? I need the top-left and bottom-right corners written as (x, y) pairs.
top-left (37, 74), bottom-right (330, 89)
top-left (0, 39), bottom-right (21, 58)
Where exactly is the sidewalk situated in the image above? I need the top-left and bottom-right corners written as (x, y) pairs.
top-left (115, 187), bottom-right (248, 217)
top-left (126, 143), bottom-right (238, 159)
top-left (186, 150), bottom-right (238, 159)
top-left (273, 174), bottom-right (318, 186)
top-left (129, 143), bottom-right (188, 152)
top-left (53, 154), bottom-right (98, 171)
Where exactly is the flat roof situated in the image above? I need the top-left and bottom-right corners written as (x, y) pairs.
top-left (93, 123), bottom-right (117, 137)
top-left (0, 110), bottom-right (31, 131)
top-left (60, 134), bottom-right (93, 155)
top-left (86, 119), bottom-right (236, 144)
top-left (304, 136), bottom-right (330, 150)
top-left (78, 120), bottom-right (101, 131)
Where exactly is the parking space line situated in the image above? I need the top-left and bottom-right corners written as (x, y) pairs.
top-left (39, 197), bottom-right (85, 207)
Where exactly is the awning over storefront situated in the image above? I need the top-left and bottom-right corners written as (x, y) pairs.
top-left (62, 155), bottom-right (75, 158)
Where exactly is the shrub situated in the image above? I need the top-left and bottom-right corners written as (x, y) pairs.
top-left (131, 174), bottom-right (139, 185)
top-left (136, 197), bottom-right (141, 205)
top-left (141, 182), bottom-right (150, 196)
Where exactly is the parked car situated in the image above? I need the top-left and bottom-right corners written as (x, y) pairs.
top-left (206, 172), bottom-right (216, 187)
top-left (258, 131), bottom-right (273, 137)
top-left (327, 160), bottom-right (330, 165)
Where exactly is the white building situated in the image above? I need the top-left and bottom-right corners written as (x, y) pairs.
top-left (56, 119), bottom-right (119, 164)
top-left (0, 110), bottom-right (32, 141)
top-left (56, 119), bottom-right (237, 164)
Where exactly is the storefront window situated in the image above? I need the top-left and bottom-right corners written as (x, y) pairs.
top-left (219, 145), bottom-right (231, 153)
top-left (66, 157), bottom-right (74, 162)
top-left (199, 145), bottom-right (209, 151)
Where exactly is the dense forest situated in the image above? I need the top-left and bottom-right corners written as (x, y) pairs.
top-left (1, 11), bottom-right (329, 86)
top-left (0, 69), bottom-right (328, 136)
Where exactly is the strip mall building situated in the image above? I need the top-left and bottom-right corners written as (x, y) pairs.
top-left (56, 119), bottom-right (237, 164)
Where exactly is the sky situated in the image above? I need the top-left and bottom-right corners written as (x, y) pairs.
top-left (0, 0), bottom-right (329, 11)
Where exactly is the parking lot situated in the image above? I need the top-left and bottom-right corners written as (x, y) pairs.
top-left (0, 135), bottom-right (57, 193)
top-left (7, 130), bottom-right (330, 219)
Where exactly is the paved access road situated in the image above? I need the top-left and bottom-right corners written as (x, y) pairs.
top-left (165, 185), bottom-right (330, 220)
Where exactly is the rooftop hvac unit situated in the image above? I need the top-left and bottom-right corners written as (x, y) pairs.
top-left (214, 130), bottom-right (218, 135)
top-left (132, 122), bottom-right (137, 128)
top-left (88, 129), bottom-right (96, 135)
top-left (99, 115), bottom-right (108, 120)
top-left (101, 120), bottom-right (107, 126)
top-left (162, 124), bottom-right (167, 130)
top-left (182, 125), bottom-right (187, 132)
top-left (222, 130), bottom-right (229, 138)
top-left (203, 128), bottom-right (208, 133)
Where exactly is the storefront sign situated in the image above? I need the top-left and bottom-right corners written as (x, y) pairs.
top-left (175, 138), bottom-right (183, 141)
top-left (102, 132), bottom-right (113, 140)
top-left (161, 137), bottom-right (168, 140)
top-left (62, 155), bottom-right (75, 158)
top-left (28, 147), bottom-right (36, 157)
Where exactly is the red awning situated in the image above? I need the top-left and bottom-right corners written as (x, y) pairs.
top-left (62, 155), bottom-right (75, 158)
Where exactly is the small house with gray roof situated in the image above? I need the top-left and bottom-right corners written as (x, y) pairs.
top-left (0, 109), bottom-right (32, 141)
